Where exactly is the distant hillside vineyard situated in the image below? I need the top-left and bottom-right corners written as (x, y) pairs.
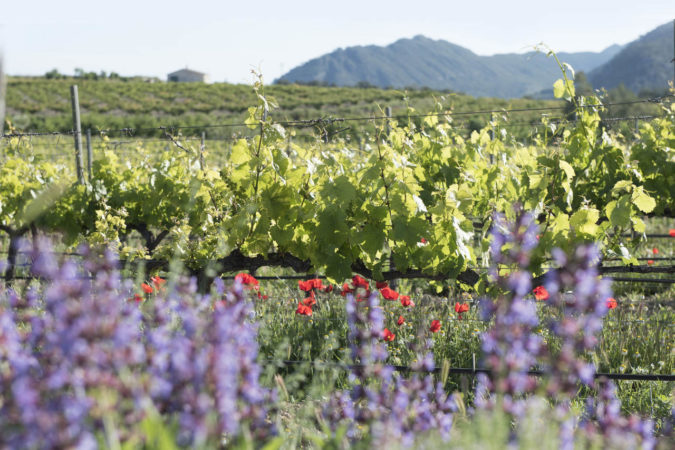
top-left (4, 78), bottom-right (561, 136)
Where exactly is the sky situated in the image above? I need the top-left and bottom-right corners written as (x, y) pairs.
top-left (2, 1), bottom-right (674, 84)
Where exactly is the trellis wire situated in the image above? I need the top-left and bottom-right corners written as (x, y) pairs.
top-left (2, 95), bottom-right (672, 139)
top-left (269, 359), bottom-right (675, 382)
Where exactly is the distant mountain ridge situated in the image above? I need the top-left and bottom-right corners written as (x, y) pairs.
top-left (278, 36), bottom-right (623, 98)
top-left (589, 21), bottom-right (674, 94)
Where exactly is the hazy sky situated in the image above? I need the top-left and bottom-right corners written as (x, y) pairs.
top-left (2, 1), bottom-right (673, 84)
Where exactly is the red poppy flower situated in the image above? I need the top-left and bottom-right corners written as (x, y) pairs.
top-left (340, 283), bottom-right (353, 296)
top-left (397, 315), bottom-right (405, 326)
top-left (352, 275), bottom-right (369, 289)
top-left (141, 283), bottom-right (153, 294)
top-left (302, 296), bottom-right (316, 307)
top-left (647, 259), bottom-right (654, 266)
top-left (430, 320), bottom-right (441, 333)
top-left (606, 297), bottom-right (617, 309)
top-left (669, 229), bottom-right (675, 237)
top-left (533, 286), bottom-right (549, 301)
top-left (536, 234), bottom-right (541, 240)
top-left (151, 276), bottom-right (165, 287)
top-left (129, 293), bottom-right (143, 303)
top-left (382, 328), bottom-right (395, 342)
top-left (652, 247), bottom-right (659, 255)
top-left (296, 303), bottom-right (312, 316)
top-left (375, 281), bottom-right (389, 290)
top-left (400, 295), bottom-right (414, 307)
top-left (299, 278), bottom-right (323, 291)
top-left (420, 237), bottom-right (427, 244)
top-left (298, 280), bottom-right (313, 291)
top-left (454, 302), bottom-right (469, 314)
top-left (235, 273), bottom-right (259, 287)
top-left (380, 287), bottom-right (399, 301)
top-left (323, 285), bottom-right (334, 293)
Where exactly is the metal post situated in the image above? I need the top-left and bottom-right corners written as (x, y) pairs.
top-left (385, 106), bottom-right (392, 136)
top-left (70, 85), bottom-right (85, 185)
top-left (86, 128), bottom-right (93, 182)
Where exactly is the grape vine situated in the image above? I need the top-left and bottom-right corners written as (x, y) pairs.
top-left (1, 75), bottom-right (673, 285)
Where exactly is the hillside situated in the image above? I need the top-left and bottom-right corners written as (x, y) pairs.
top-left (277, 36), bottom-right (621, 98)
top-left (589, 21), bottom-right (674, 94)
top-left (4, 77), bottom-right (561, 138)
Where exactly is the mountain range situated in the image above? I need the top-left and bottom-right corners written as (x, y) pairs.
top-left (588, 21), bottom-right (674, 94)
top-left (277, 21), bottom-right (674, 98)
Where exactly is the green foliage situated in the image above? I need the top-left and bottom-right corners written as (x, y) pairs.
top-left (4, 76), bottom-right (562, 143)
top-left (1, 75), bottom-right (671, 282)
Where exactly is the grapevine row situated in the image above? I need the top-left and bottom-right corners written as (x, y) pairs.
top-left (1, 76), bottom-right (674, 284)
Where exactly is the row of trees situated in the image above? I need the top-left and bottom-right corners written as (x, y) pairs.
top-left (44, 68), bottom-right (160, 82)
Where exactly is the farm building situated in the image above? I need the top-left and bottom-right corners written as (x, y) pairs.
top-left (167, 68), bottom-right (209, 83)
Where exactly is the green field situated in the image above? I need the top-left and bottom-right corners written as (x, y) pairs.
top-left (5, 76), bottom-right (565, 137)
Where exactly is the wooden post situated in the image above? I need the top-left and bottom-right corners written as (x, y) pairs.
top-left (70, 85), bottom-right (85, 185)
top-left (199, 131), bottom-right (205, 170)
top-left (86, 128), bottom-right (93, 182)
top-left (386, 106), bottom-right (395, 289)
top-left (0, 54), bottom-right (5, 136)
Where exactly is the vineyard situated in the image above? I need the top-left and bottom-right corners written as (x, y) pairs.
top-left (1, 66), bottom-right (674, 448)
top-left (5, 76), bottom-right (566, 137)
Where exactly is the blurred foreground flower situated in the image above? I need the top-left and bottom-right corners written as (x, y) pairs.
top-left (0, 240), bottom-right (275, 447)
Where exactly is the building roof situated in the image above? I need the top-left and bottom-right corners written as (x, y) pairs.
top-left (168, 68), bottom-right (206, 77)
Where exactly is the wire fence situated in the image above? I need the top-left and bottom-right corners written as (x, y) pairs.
top-left (269, 359), bottom-right (675, 382)
top-left (5, 114), bottom-right (665, 150)
top-left (4, 245), bottom-right (675, 284)
top-left (1, 94), bottom-right (672, 140)
top-left (3, 253), bottom-right (675, 287)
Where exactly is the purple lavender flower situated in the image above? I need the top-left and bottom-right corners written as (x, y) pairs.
top-left (324, 292), bottom-right (456, 447)
top-left (0, 239), bottom-right (276, 447)
top-left (580, 379), bottom-right (655, 450)
top-left (480, 211), bottom-right (655, 448)
top-left (543, 244), bottom-right (613, 397)
top-left (479, 211), bottom-right (543, 412)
